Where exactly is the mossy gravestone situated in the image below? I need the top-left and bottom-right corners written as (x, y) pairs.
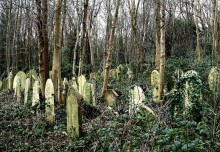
top-left (14, 71), bottom-right (26, 92)
top-left (129, 86), bottom-right (146, 116)
top-left (72, 77), bottom-right (78, 91)
top-left (151, 70), bottom-right (160, 103)
top-left (105, 89), bottom-right (119, 107)
top-left (208, 67), bottom-right (220, 94)
top-left (24, 78), bottom-right (31, 104)
top-left (32, 81), bottom-right (40, 106)
top-left (78, 75), bottom-right (86, 95)
top-left (45, 79), bottom-right (55, 123)
top-left (15, 76), bottom-right (22, 102)
top-left (67, 86), bottom-right (83, 138)
top-left (83, 82), bottom-right (92, 104)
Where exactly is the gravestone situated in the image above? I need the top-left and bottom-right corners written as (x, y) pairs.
top-left (129, 86), bottom-right (146, 115)
top-left (32, 81), bottom-right (40, 106)
top-left (62, 78), bottom-right (69, 103)
top-left (72, 77), bottom-right (78, 91)
top-left (83, 82), bottom-right (92, 104)
top-left (78, 75), bottom-right (86, 95)
top-left (15, 71), bottom-right (26, 92)
top-left (45, 79), bottom-right (55, 123)
top-left (27, 69), bottom-right (37, 89)
top-left (15, 76), bottom-right (21, 102)
top-left (105, 89), bottom-right (119, 107)
top-left (151, 70), bottom-right (160, 103)
top-left (208, 67), bottom-right (220, 93)
top-left (24, 78), bottom-right (31, 104)
top-left (67, 86), bottom-right (83, 138)
top-left (8, 71), bottom-right (13, 91)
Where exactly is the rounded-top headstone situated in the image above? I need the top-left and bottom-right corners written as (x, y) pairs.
top-left (32, 80), bottom-right (40, 106)
top-left (24, 78), bottom-right (31, 104)
top-left (14, 71), bottom-right (26, 91)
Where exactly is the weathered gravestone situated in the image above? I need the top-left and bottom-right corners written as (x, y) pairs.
top-left (183, 70), bottom-right (202, 119)
top-left (14, 71), bottom-right (26, 92)
top-left (62, 78), bottom-right (69, 103)
top-left (90, 73), bottom-right (97, 106)
top-left (45, 79), bottom-right (55, 123)
top-left (72, 77), bottom-right (78, 91)
top-left (208, 67), bottom-right (220, 93)
top-left (129, 86), bottom-right (146, 116)
top-left (78, 75), bottom-right (86, 95)
top-left (8, 71), bottom-right (13, 91)
top-left (32, 81), bottom-right (40, 106)
top-left (27, 69), bottom-right (37, 89)
top-left (105, 89), bottom-right (119, 107)
top-left (67, 85), bottom-right (83, 138)
top-left (83, 82), bottom-right (92, 104)
top-left (14, 76), bottom-right (22, 102)
top-left (24, 78), bottom-right (31, 104)
top-left (151, 70), bottom-right (160, 103)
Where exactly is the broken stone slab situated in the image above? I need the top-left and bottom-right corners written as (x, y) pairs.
top-left (129, 86), bottom-right (146, 116)
top-left (32, 80), bottom-right (40, 106)
top-left (45, 79), bottom-right (55, 123)
top-left (151, 70), bottom-right (160, 103)
top-left (66, 85), bottom-right (83, 138)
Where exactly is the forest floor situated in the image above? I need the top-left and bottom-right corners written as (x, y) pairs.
top-left (0, 91), bottom-right (73, 151)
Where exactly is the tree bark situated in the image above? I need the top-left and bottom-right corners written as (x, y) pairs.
top-left (78, 0), bottom-right (89, 77)
top-left (155, 0), bottom-right (161, 71)
top-left (195, 0), bottom-right (201, 62)
top-left (36, 0), bottom-right (50, 99)
top-left (52, 0), bottom-right (63, 105)
top-left (159, 0), bottom-right (165, 102)
top-left (101, 0), bottom-right (121, 97)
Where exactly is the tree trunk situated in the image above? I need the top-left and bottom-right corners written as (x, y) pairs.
top-left (78, 0), bottom-right (89, 77)
top-left (155, 0), bottom-right (161, 71)
top-left (159, 0), bottom-right (165, 102)
top-left (52, 0), bottom-right (63, 105)
top-left (195, 0), bottom-right (201, 62)
top-left (36, 0), bottom-right (50, 99)
top-left (101, 0), bottom-right (121, 97)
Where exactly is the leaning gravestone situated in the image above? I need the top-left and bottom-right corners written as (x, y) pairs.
top-left (45, 79), bottom-right (55, 123)
top-left (208, 67), bottom-right (220, 93)
top-left (32, 81), bottom-right (40, 106)
top-left (129, 86), bottom-right (146, 116)
top-left (78, 75), bottom-right (86, 95)
top-left (15, 71), bottom-right (26, 92)
top-left (67, 85), bottom-right (83, 138)
top-left (83, 82), bottom-right (92, 104)
top-left (24, 78), bottom-right (31, 104)
top-left (151, 70), bottom-right (160, 103)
